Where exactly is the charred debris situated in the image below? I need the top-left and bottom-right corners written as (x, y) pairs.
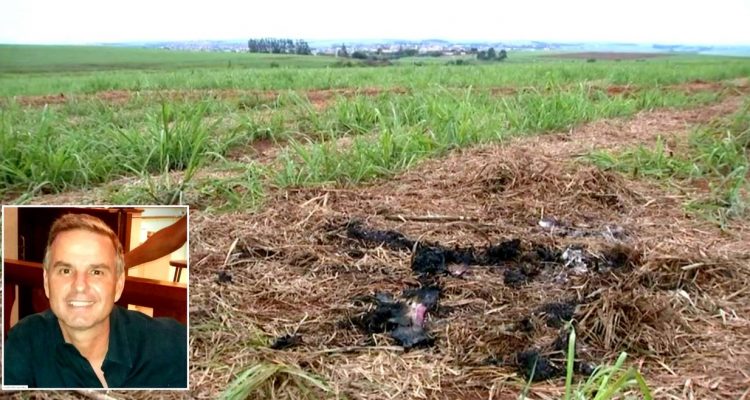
top-left (341, 219), bottom-right (636, 377)
top-left (268, 219), bottom-right (637, 382)
top-left (345, 219), bottom-right (635, 279)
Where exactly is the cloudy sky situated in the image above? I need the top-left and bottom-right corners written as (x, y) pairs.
top-left (1, 0), bottom-right (748, 45)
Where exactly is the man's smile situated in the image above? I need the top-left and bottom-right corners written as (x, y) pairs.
top-left (67, 300), bottom-right (95, 308)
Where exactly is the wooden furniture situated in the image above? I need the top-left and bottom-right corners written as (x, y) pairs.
top-left (169, 260), bottom-right (188, 282)
top-left (4, 259), bottom-right (187, 339)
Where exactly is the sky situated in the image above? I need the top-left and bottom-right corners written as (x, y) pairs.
top-left (1, 0), bottom-right (749, 45)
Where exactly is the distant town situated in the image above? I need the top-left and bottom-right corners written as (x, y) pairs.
top-left (109, 39), bottom-right (750, 57)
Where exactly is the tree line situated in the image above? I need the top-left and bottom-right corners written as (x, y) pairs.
top-left (247, 38), bottom-right (311, 55)
top-left (340, 44), bottom-right (508, 62)
top-left (477, 48), bottom-right (507, 61)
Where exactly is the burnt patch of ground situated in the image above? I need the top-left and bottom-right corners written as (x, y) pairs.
top-left (343, 220), bottom-right (636, 281)
top-left (270, 334), bottom-right (303, 350)
top-left (345, 220), bottom-right (415, 251)
top-left (536, 301), bottom-right (577, 328)
top-left (514, 350), bottom-right (563, 381)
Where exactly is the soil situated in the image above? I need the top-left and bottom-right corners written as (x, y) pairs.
top-left (10, 78), bottom-right (746, 110)
top-left (10, 87), bottom-right (409, 108)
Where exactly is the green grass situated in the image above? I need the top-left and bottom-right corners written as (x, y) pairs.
top-left (0, 78), bottom-right (727, 207)
top-left (564, 329), bottom-right (652, 400)
top-left (274, 85), bottom-right (720, 187)
top-left (0, 99), bottom-right (254, 200)
top-left (0, 44), bottom-right (337, 73)
top-left (1, 45), bottom-right (746, 210)
top-left (221, 361), bottom-right (333, 400)
top-left (520, 328), bottom-right (652, 400)
top-left (586, 101), bottom-right (749, 227)
top-left (103, 161), bottom-right (268, 211)
top-left (2, 45), bottom-right (749, 96)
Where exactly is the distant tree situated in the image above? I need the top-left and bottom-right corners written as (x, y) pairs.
top-left (351, 51), bottom-right (368, 60)
top-left (395, 48), bottom-right (418, 58)
top-left (338, 44), bottom-right (349, 58)
top-left (247, 38), bottom-right (311, 55)
top-left (476, 50), bottom-right (487, 60)
top-left (487, 47), bottom-right (497, 60)
top-left (295, 39), bottom-right (311, 55)
top-left (497, 49), bottom-right (507, 61)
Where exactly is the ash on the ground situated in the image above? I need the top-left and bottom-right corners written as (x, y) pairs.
top-left (216, 270), bottom-right (233, 284)
top-left (270, 334), bottom-right (303, 350)
top-left (346, 287), bottom-right (440, 350)
top-left (338, 220), bottom-right (623, 377)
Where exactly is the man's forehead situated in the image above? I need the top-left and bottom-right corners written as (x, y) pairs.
top-left (50, 229), bottom-right (117, 258)
top-left (52, 228), bottom-right (114, 244)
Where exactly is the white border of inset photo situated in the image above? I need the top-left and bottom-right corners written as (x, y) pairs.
top-left (2, 205), bottom-right (189, 391)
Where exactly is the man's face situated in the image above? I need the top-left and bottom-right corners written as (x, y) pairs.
top-left (43, 229), bottom-right (125, 335)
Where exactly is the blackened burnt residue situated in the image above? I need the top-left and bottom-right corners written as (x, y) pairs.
top-left (346, 221), bottom-right (480, 275)
top-left (346, 221), bottom-right (568, 281)
top-left (349, 293), bottom-right (409, 333)
top-left (515, 350), bottom-right (562, 381)
top-left (532, 243), bottom-right (562, 263)
top-left (551, 329), bottom-right (571, 353)
top-left (412, 246), bottom-right (447, 274)
top-left (503, 264), bottom-right (540, 288)
top-left (444, 246), bottom-right (478, 265)
top-left (412, 245), bottom-right (479, 275)
top-left (484, 239), bottom-right (522, 264)
top-left (504, 268), bottom-right (529, 288)
top-left (550, 329), bottom-right (597, 376)
top-left (391, 326), bottom-right (435, 349)
top-left (517, 317), bottom-right (536, 333)
top-left (216, 270), bottom-right (233, 284)
top-left (536, 301), bottom-right (577, 328)
top-left (270, 334), bottom-right (303, 350)
top-left (345, 222), bottom-right (637, 281)
top-left (347, 288), bottom-right (439, 350)
top-left (346, 220), bottom-right (414, 251)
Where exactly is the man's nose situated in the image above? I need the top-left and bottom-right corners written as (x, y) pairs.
top-left (73, 271), bottom-right (89, 292)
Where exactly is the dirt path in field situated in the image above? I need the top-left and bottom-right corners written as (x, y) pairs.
top-left (9, 78), bottom-right (748, 109)
top-left (222, 78), bottom-right (750, 165)
top-left (8, 87), bottom-right (409, 108)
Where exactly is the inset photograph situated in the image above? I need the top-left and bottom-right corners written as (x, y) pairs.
top-left (3, 206), bottom-right (188, 390)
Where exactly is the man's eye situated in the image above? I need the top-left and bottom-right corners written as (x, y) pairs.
top-left (60, 268), bottom-right (71, 275)
top-left (91, 270), bottom-right (103, 276)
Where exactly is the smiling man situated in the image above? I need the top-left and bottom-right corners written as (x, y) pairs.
top-left (4, 213), bottom-right (187, 389)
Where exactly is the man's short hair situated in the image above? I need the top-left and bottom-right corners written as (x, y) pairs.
top-left (42, 213), bottom-right (125, 275)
